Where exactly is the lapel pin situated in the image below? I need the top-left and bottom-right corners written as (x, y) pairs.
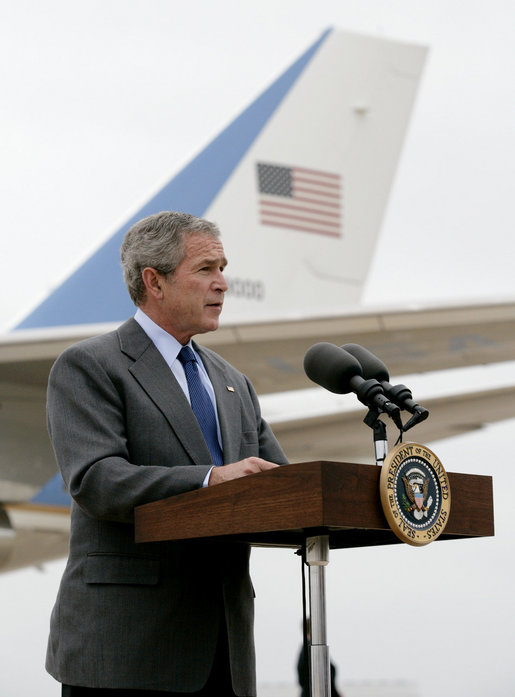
top-left (226, 386), bottom-right (235, 392)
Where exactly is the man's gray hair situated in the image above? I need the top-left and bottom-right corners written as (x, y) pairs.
top-left (120, 211), bottom-right (221, 305)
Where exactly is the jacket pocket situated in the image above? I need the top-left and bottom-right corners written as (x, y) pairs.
top-left (84, 552), bottom-right (160, 585)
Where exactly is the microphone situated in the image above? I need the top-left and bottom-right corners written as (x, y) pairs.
top-left (341, 343), bottom-right (429, 430)
top-left (303, 342), bottom-right (402, 427)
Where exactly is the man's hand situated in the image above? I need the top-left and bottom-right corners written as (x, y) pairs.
top-left (208, 457), bottom-right (280, 486)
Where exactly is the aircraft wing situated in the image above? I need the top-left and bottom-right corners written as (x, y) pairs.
top-left (201, 298), bottom-right (515, 393)
top-left (2, 296), bottom-right (514, 489)
top-left (3, 296), bottom-right (515, 395)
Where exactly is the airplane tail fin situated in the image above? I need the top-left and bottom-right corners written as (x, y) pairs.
top-left (16, 29), bottom-right (426, 330)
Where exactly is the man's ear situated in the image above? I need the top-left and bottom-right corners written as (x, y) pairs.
top-left (141, 267), bottom-right (164, 300)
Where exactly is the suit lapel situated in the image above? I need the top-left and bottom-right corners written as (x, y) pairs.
top-left (117, 319), bottom-right (212, 467)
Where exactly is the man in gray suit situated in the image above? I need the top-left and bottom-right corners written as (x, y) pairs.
top-left (46, 211), bottom-right (287, 696)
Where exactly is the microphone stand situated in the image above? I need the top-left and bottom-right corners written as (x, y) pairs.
top-left (364, 409), bottom-right (389, 466)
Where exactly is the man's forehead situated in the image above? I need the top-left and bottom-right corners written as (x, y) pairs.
top-left (184, 234), bottom-right (227, 263)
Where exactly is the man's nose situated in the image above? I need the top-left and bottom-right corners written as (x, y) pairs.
top-left (214, 269), bottom-right (228, 292)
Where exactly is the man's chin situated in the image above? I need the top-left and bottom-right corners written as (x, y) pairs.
top-left (197, 319), bottom-right (220, 335)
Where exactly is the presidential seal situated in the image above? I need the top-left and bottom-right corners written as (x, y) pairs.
top-left (379, 442), bottom-right (451, 546)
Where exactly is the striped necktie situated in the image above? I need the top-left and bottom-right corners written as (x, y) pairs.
top-left (178, 346), bottom-right (223, 467)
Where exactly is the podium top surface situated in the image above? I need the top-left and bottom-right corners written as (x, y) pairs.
top-left (134, 461), bottom-right (494, 549)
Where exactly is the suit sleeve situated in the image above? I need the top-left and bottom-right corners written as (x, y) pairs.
top-left (243, 374), bottom-right (288, 465)
top-left (47, 343), bottom-right (212, 524)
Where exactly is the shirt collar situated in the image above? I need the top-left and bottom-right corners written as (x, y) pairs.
top-left (134, 308), bottom-right (193, 367)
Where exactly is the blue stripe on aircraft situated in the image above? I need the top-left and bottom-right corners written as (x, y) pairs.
top-left (17, 29), bottom-right (331, 329)
top-left (30, 472), bottom-right (71, 508)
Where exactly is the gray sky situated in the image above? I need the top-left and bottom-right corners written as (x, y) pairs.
top-left (1, 1), bottom-right (514, 695)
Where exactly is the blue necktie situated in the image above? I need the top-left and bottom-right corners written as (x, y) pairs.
top-left (178, 346), bottom-right (223, 467)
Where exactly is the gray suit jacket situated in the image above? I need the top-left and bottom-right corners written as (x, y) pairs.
top-left (45, 318), bottom-right (287, 695)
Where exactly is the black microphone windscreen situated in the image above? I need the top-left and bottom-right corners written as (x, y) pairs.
top-left (304, 342), bottom-right (362, 394)
top-left (342, 343), bottom-right (390, 382)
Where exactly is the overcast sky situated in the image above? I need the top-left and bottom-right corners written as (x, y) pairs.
top-left (1, 1), bottom-right (514, 696)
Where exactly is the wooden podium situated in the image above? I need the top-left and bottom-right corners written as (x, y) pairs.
top-left (135, 461), bottom-right (494, 696)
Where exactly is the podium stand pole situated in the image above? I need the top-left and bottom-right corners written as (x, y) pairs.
top-left (306, 535), bottom-right (331, 697)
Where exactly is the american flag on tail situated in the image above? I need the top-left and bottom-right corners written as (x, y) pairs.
top-left (256, 162), bottom-right (342, 237)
